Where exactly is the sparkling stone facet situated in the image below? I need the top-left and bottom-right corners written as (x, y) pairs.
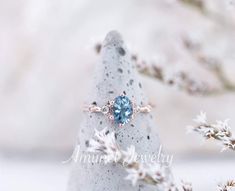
top-left (112, 96), bottom-right (133, 125)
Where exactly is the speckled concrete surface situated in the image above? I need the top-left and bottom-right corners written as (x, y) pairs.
top-left (67, 31), bottom-right (167, 191)
top-left (0, 0), bottom-right (235, 190)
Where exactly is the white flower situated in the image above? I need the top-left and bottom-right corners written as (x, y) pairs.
top-left (203, 127), bottom-right (215, 138)
top-left (166, 183), bottom-right (179, 191)
top-left (189, 112), bottom-right (235, 152)
top-left (193, 111), bottom-right (207, 124)
top-left (87, 128), bottom-right (122, 163)
top-left (222, 138), bottom-right (235, 150)
top-left (214, 119), bottom-right (231, 138)
top-left (94, 127), bottom-right (109, 141)
top-left (216, 119), bottom-right (230, 130)
top-left (125, 164), bottom-right (146, 186)
top-left (103, 132), bottom-right (122, 163)
top-left (147, 163), bottom-right (165, 183)
top-left (182, 181), bottom-right (193, 191)
top-left (87, 128), bottom-right (171, 186)
top-left (87, 128), bottom-right (109, 153)
top-left (122, 145), bottom-right (138, 165)
top-left (217, 180), bottom-right (235, 191)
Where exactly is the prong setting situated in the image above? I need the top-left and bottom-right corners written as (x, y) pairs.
top-left (101, 105), bottom-right (109, 114)
top-left (109, 115), bottom-right (114, 120)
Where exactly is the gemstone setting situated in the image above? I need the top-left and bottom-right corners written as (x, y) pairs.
top-left (112, 95), bottom-right (133, 125)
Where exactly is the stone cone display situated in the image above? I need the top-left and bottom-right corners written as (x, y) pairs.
top-left (67, 31), bottom-right (169, 191)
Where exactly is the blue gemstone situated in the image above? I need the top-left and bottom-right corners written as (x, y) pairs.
top-left (113, 96), bottom-right (133, 125)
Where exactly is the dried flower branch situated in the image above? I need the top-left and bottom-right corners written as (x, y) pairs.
top-left (86, 128), bottom-right (196, 190)
top-left (94, 43), bottom-right (211, 95)
top-left (183, 37), bottom-right (235, 95)
top-left (179, 0), bottom-right (205, 14)
top-left (133, 56), bottom-right (210, 95)
top-left (188, 111), bottom-right (235, 151)
top-left (168, 181), bottom-right (193, 191)
top-left (95, 42), bottom-right (235, 96)
top-left (86, 127), bottom-right (167, 187)
top-left (178, 0), bottom-right (235, 30)
top-left (134, 46), bottom-right (235, 96)
top-left (86, 128), bottom-right (234, 190)
top-left (182, 181), bottom-right (193, 191)
top-left (218, 180), bottom-right (235, 191)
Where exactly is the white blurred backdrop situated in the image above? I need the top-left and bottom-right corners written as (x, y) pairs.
top-left (0, 0), bottom-right (235, 190)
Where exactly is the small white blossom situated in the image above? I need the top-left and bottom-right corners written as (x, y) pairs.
top-left (125, 164), bottom-right (146, 186)
top-left (122, 145), bottom-right (138, 165)
top-left (87, 128), bottom-right (169, 187)
top-left (215, 119), bottom-right (230, 130)
top-left (148, 163), bottom-right (165, 183)
top-left (214, 119), bottom-right (231, 138)
top-left (125, 163), bottom-right (166, 187)
top-left (87, 128), bottom-right (122, 163)
top-left (167, 183), bottom-right (179, 191)
top-left (181, 181), bottom-right (193, 191)
top-left (188, 112), bottom-right (235, 151)
top-left (218, 180), bottom-right (235, 191)
top-left (193, 111), bottom-right (207, 124)
top-left (204, 127), bottom-right (216, 138)
top-left (222, 138), bottom-right (235, 152)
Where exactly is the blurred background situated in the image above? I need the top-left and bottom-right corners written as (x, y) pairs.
top-left (0, 0), bottom-right (235, 190)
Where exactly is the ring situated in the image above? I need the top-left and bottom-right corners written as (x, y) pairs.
top-left (84, 92), bottom-right (152, 127)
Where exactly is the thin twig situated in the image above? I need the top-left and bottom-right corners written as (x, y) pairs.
top-left (183, 37), bottom-right (235, 95)
top-left (179, 0), bottom-right (205, 14)
top-left (178, 0), bottom-right (235, 30)
top-left (95, 42), bottom-right (235, 96)
top-left (133, 56), bottom-right (211, 95)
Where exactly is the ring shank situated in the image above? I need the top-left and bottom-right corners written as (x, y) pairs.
top-left (84, 104), bottom-right (152, 113)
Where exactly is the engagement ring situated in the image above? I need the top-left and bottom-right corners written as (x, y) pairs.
top-left (84, 92), bottom-right (152, 127)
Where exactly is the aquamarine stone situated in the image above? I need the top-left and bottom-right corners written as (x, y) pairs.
top-left (112, 96), bottom-right (133, 125)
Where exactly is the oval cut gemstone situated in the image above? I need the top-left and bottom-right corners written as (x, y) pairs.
top-left (112, 96), bottom-right (133, 125)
